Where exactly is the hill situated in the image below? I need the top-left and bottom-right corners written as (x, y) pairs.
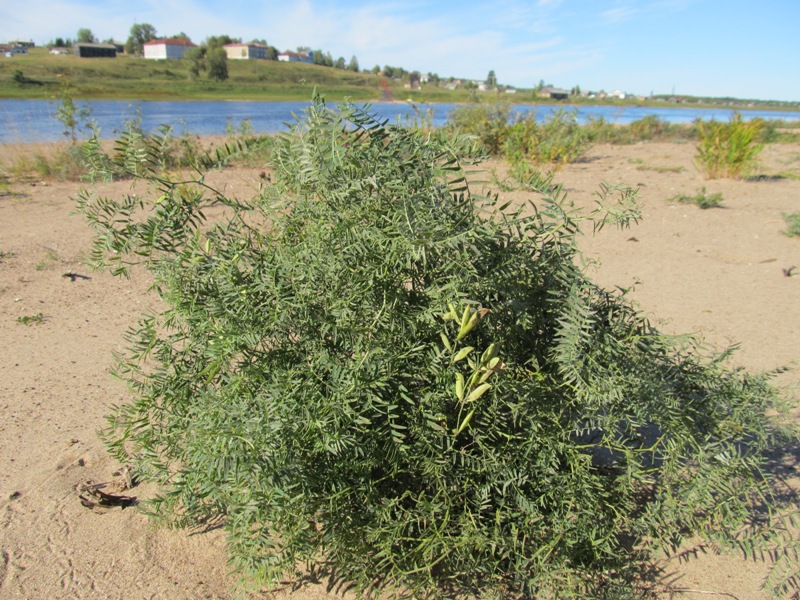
top-left (0, 48), bottom-right (472, 102)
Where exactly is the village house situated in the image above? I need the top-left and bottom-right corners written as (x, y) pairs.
top-left (143, 38), bottom-right (196, 60)
top-left (1, 43), bottom-right (29, 57)
top-left (223, 42), bottom-right (269, 60)
top-left (277, 51), bottom-right (313, 64)
top-left (537, 86), bottom-right (570, 100)
top-left (74, 43), bottom-right (117, 58)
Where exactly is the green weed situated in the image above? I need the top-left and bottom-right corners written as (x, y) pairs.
top-left (16, 312), bottom-right (45, 325)
top-left (672, 187), bottom-right (723, 209)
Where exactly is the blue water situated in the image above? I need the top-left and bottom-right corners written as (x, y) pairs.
top-left (1, 98), bottom-right (799, 143)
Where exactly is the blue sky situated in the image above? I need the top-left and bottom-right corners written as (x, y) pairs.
top-left (2, 0), bottom-right (798, 101)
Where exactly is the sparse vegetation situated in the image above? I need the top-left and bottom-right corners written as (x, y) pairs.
top-left (783, 212), bottom-right (800, 237)
top-left (629, 158), bottom-right (686, 173)
top-left (671, 187), bottom-right (724, 209)
top-left (77, 98), bottom-right (799, 598)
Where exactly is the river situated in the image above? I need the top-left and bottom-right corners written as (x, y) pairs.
top-left (1, 99), bottom-right (799, 143)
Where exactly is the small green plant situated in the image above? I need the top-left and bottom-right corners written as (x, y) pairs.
top-left (78, 98), bottom-right (799, 599)
top-left (783, 212), bottom-right (800, 237)
top-left (54, 76), bottom-right (93, 143)
top-left (0, 249), bottom-right (15, 260)
top-left (16, 313), bottom-right (45, 326)
top-left (672, 187), bottom-right (724, 209)
top-left (695, 112), bottom-right (764, 179)
top-left (33, 248), bottom-right (60, 271)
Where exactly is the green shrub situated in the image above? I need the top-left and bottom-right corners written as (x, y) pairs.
top-left (78, 98), bottom-right (799, 598)
top-left (695, 112), bottom-right (765, 179)
top-left (501, 109), bottom-right (591, 178)
top-left (671, 187), bottom-right (723, 209)
top-left (585, 116), bottom-right (693, 145)
top-left (628, 115), bottom-right (668, 141)
top-left (783, 212), bottom-right (800, 237)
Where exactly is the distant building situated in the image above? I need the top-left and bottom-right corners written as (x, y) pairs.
top-left (74, 43), bottom-right (117, 58)
top-left (143, 38), bottom-right (196, 60)
top-left (224, 42), bottom-right (269, 60)
top-left (9, 40), bottom-right (35, 48)
top-left (1, 43), bottom-right (29, 56)
top-left (277, 51), bottom-right (313, 64)
top-left (537, 86), bottom-right (569, 100)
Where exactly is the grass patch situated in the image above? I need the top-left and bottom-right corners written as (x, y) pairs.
top-left (636, 164), bottom-right (686, 173)
top-left (783, 212), bottom-right (800, 237)
top-left (671, 187), bottom-right (724, 209)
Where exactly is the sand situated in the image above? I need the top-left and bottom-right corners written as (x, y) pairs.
top-left (1, 140), bottom-right (798, 599)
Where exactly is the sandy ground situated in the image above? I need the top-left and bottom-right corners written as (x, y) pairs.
top-left (1, 139), bottom-right (799, 599)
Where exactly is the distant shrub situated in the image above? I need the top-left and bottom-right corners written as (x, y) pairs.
top-left (628, 114), bottom-right (668, 141)
top-left (695, 112), bottom-right (764, 179)
top-left (585, 115), bottom-right (694, 145)
top-left (9, 145), bottom-right (87, 181)
top-left (502, 108), bottom-right (590, 177)
top-left (446, 102), bottom-right (510, 155)
top-left (78, 98), bottom-right (799, 599)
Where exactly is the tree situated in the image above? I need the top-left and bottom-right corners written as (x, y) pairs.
top-left (334, 56), bottom-right (346, 69)
top-left (206, 35), bottom-right (238, 49)
top-left (53, 37), bottom-right (66, 48)
top-left (486, 69), bottom-right (497, 88)
top-left (266, 46), bottom-right (279, 60)
top-left (125, 22), bottom-right (157, 56)
top-left (186, 47), bottom-right (206, 79)
top-left (347, 55), bottom-right (359, 72)
top-left (76, 28), bottom-right (96, 44)
top-left (78, 98), bottom-right (800, 599)
top-left (206, 47), bottom-right (228, 81)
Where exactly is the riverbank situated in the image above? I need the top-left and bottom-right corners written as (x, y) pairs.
top-left (1, 140), bottom-right (799, 598)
